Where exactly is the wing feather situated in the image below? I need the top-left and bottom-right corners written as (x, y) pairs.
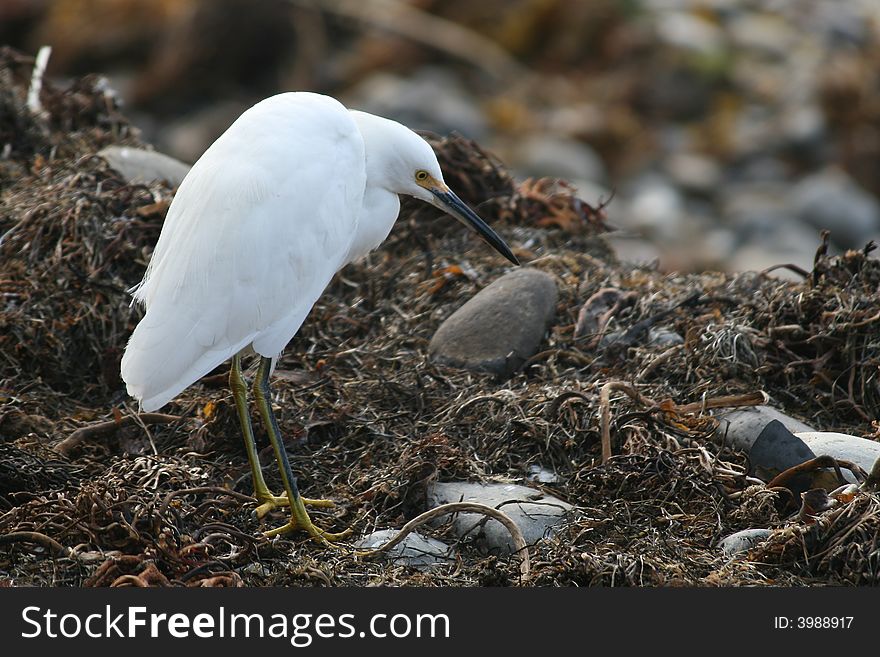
top-left (122, 93), bottom-right (365, 411)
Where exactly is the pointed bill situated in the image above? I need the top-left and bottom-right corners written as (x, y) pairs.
top-left (430, 186), bottom-right (519, 266)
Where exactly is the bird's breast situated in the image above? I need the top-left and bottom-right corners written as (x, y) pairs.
top-left (345, 187), bottom-right (400, 264)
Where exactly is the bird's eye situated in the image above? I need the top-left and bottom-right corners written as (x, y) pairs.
top-left (415, 170), bottom-right (429, 182)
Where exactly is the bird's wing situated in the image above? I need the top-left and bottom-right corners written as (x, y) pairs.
top-left (121, 93), bottom-right (366, 411)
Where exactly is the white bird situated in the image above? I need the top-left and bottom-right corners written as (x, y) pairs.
top-left (121, 92), bottom-right (518, 541)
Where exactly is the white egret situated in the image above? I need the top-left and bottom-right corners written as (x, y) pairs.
top-left (121, 92), bottom-right (518, 542)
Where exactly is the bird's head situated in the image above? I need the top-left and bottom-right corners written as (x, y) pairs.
top-left (353, 110), bottom-right (519, 266)
top-left (410, 163), bottom-right (520, 267)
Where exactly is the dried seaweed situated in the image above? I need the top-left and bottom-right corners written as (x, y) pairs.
top-left (751, 493), bottom-right (880, 585)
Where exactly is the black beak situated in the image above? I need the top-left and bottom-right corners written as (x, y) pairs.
top-left (431, 188), bottom-right (519, 266)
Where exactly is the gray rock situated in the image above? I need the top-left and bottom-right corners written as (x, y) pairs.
top-left (701, 227), bottom-right (739, 266)
top-left (427, 481), bottom-right (572, 554)
top-left (714, 405), bottom-right (815, 452)
top-left (569, 179), bottom-right (614, 206)
top-left (794, 432), bottom-right (880, 482)
top-left (544, 102), bottom-right (604, 136)
top-left (719, 528), bottom-right (773, 557)
top-left (570, 179), bottom-right (619, 224)
top-left (648, 327), bottom-right (684, 347)
top-left (813, 2), bottom-right (872, 47)
top-left (792, 167), bottom-right (880, 248)
top-left (730, 104), bottom-right (781, 157)
top-left (728, 14), bottom-right (795, 58)
top-left (513, 135), bottom-right (607, 183)
top-left (428, 268), bottom-right (557, 377)
top-left (656, 12), bottom-right (725, 56)
top-left (748, 420), bottom-right (816, 481)
top-left (527, 465), bottom-right (561, 484)
top-left (729, 157), bottom-right (790, 184)
top-left (98, 145), bottom-right (191, 187)
top-left (343, 69), bottom-right (488, 139)
top-left (664, 152), bottom-right (723, 195)
top-left (356, 529), bottom-right (452, 569)
top-left (638, 67), bottom-right (713, 121)
top-left (780, 105), bottom-right (826, 157)
top-left (722, 182), bottom-right (791, 236)
top-left (597, 329), bottom-right (625, 350)
top-left (623, 176), bottom-right (686, 239)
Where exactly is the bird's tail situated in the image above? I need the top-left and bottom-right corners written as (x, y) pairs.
top-left (121, 305), bottom-right (251, 412)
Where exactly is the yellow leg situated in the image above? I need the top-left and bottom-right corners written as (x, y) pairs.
top-left (252, 356), bottom-right (350, 543)
top-left (230, 353), bottom-right (336, 520)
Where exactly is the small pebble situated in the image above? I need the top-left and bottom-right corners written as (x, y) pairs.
top-left (98, 145), bottom-right (191, 186)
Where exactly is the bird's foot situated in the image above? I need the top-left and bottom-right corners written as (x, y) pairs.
top-left (264, 512), bottom-right (352, 544)
top-left (253, 493), bottom-right (336, 520)
top-left (257, 490), bottom-right (350, 544)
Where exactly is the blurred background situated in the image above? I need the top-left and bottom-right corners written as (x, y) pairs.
top-left (3, 0), bottom-right (880, 274)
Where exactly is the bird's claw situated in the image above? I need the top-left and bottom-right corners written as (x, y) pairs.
top-left (252, 493), bottom-right (336, 519)
top-left (264, 519), bottom-right (352, 544)
top-left (254, 491), bottom-right (349, 544)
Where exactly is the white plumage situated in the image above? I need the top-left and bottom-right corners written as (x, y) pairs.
top-left (122, 94), bottom-right (363, 410)
top-left (121, 92), bottom-right (517, 412)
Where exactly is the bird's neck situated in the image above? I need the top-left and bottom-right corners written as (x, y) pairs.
top-left (346, 109), bottom-right (409, 263)
top-left (345, 185), bottom-right (400, 264)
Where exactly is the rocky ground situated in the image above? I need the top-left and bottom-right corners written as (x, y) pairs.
top-left (2, 46), bottom-right (879, 587)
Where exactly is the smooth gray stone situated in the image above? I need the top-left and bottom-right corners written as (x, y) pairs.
top-left (794, 432), bottom-right (880, 483)
top-left (719, 528), bottom-right (773, 557)
top-left (656, 11), bottom-right (724, 55)
top-left (513, 135), bottom-right (607, 183)
top-left (728, 14), bottom-right (796, 58)
top-left (647, 327), bottom-right (685, 347)
top-left (527, 465), bottom-right (561, 484)
top-left (792, 167), bottom-right (880, 248)
top-left (428, 268), bottom-right (557, 378)
top-left (426, 481), bottom-right (572, 555)
top-left (622, 175), bottom-right (686, 240)
top-left (664, 152), bottom-right (722, 195)
top-left (356, 529), bottom-right (451, 569)
top-left (98, 145), bottom-right (191, 186)
top-left (343, 68), bottom-right (488, 140)
top-left (715, 405), bottom-right (815, 452)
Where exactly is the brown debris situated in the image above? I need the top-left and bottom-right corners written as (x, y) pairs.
top-left (751, 493), bottom-right (880, 584)
top-left (574, 287), bottom-right (635, 343)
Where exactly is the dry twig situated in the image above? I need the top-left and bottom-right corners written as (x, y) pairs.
top-left (55, 413), bottom-right (181, 456)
